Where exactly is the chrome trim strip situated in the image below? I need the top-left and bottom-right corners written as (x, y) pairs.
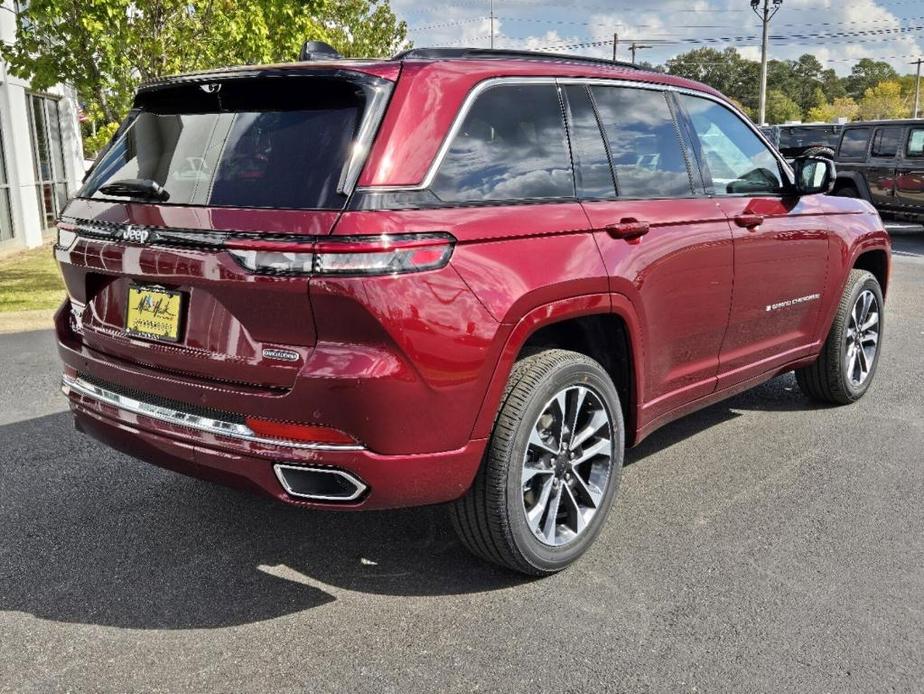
top-left (61, 375), bottom-right (365, 452)
top-left (356, 75), bottom-right (793, 194)
top-left (273, 463), bottom-right (368, 502)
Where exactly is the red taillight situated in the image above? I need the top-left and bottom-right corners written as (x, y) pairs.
top-left (244, 417), bottom-right (357, 445)
top-left (226, 233), bottom-right (455, 276)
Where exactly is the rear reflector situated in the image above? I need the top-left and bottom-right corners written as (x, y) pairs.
top-left (227, 233), bottom-right (454, 276)
top-left (244, 417), bottom-right (357, 445)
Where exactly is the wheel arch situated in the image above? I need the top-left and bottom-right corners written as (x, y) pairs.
top-left (853, 247), bottom-right (890, 299)
top-left (832, 171), bottom-right (873, 202)
top-left (471, 293), bottom-right (645, 447)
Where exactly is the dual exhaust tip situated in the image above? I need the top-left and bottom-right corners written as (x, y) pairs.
top-left (273, 464), bottom-right (367, 502)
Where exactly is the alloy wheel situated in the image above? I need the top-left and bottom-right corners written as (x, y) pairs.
top-left (845, 289), bottom-right (880, 387)
top-left (521, 385), bottom-right (614, 547)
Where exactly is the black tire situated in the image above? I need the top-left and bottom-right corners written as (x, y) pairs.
top-left (449, 349), bottom-right (625, 575)
top-left (835, 185), bottom-right (860, 198)
top-left (796, 269), bottom-right (884, 405)
top-left (801, 145), bottom-right (835, 160)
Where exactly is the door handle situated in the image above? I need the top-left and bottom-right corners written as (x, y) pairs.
top-left (605, 218), bottom-right (650, 239)
top-left (734, 213), bottom-right (764, 229)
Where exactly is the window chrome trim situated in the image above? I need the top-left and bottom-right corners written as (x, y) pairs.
top-left (61, 374), bottom-right (365, 451)
top-left (356, 75), bottom-right (793, 194)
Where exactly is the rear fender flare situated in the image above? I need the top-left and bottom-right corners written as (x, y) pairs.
top-left (470, 292), bottom-right (646, 445)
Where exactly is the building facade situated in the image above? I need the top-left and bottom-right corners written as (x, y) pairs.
top-left (0, 1), bottom-right (85, 252)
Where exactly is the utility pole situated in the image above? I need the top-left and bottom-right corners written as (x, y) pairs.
top-left (912, 58), bottom-right (923, 118)
top-left (751, 0), bottom-right (783, 126)
top-left (612, 33), bottom-right (619, 62)
top-left (629, 42), bottom-right (652, 64)
top-left (490, 0), bottom-right (495, 49)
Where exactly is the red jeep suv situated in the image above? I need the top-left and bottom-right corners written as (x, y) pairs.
top-left (55, 47), bottom-right (890, 575)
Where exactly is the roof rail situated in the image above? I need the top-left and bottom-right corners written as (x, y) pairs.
top-left (393, 47), bottom-right (638, 70)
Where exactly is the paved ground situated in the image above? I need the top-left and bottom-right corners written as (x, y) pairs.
top-left (1, 229), bottom-right (922, 693)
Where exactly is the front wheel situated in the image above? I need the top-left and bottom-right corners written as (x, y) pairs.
top-left (450, 349), bottom-right (625, 575)
top-left (796, 269), bottom-right (884, 404)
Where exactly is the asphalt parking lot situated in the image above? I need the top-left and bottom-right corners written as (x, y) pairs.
top-left (1, 228), bottom-right (922, 693)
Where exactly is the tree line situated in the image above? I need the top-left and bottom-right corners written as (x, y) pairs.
top-left (2, 0), bottom-right (408, 157)
top-left (654, 47), bottom-right (917, 124)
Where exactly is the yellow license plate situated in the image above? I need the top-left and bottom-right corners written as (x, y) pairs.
top-left (125, 285), bottom-right (184, 342)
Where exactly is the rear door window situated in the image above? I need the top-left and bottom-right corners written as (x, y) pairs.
top-left (838, 128), bottom-right (871, 160)
top-left (678, 94), bottom-right (783, 196)
top-left (562, 85), bottom-right (616, 200)
top-left (590, 86), bottom-right (693, 198)
top-left (431, 83), bottom-right (574, 203)
top-left (870, 127), bottom-right (902, 158)
top-left (908, 129), bottom-right (924, 157)
top-left (81, 76), bottom-right (377, 210)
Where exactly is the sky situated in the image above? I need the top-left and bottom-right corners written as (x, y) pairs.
top-left (393, 0), bottom-right (924, 76)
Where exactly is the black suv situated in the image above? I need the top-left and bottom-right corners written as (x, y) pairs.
top-left (833, 119), bottom-right (924, 220)
top-left (761, 123), bottom-right (843, 160)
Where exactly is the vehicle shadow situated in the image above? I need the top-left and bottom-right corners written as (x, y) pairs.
top-left (0, 412), bottom-right (525, 631)
top-left (627, 372), bottom-right (820, 465)
top-left (1, 374), bottom-right (818, 630)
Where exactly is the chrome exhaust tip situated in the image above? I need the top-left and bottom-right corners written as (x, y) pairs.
top-left (273, 464), bottom-right (367, 502)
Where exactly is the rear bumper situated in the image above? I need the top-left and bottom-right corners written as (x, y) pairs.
top-left (62, 374), bottom-right (487, 511)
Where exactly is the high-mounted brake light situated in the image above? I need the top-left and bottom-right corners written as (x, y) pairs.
top-left (226, 233), bottom-right (455, 276)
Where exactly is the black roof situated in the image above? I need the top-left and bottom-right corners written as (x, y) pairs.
top-left (840, 119), bottom-right (924, 127)
top-left (393, 47), bottom-right (638, 71)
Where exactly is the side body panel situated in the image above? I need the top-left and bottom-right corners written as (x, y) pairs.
top-left (713, 195), bottom-right (831, 387)
top-left (582, 198), bottom-right (734, 427)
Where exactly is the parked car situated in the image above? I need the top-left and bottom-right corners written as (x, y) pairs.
top-left (55, 46), bottom-right (891, 575)
top-left (833, 119), bottom-right (924, 220)
top-left (760, 123), bottom-right (842, 160)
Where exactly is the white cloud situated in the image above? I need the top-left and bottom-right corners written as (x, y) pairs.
top-left (397, 0), bottom-right (924, 75)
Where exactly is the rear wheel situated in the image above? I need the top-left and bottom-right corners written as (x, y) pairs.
top-left (796, 269), bottom-right (883, 404)
top-left (835, 185), bottom-right (859, 198)
top-left (450, 349), bottom-right (624, 575)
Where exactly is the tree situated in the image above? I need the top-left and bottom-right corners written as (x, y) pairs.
top-left (858, 81), bottom-right (909, 120)
top-left (805, 96), bottom-right (859, 123)
top-left (2, 0), bottom-right (408, 153)
top-left (845, 59), bottom-right (899, 100)
top-left (666, 47), bottom-right (759, 113)
top-left (765, 89), bottom-right (802, 124)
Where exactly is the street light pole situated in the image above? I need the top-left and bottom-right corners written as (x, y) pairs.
top-left (490, 0), bottom-right (495, 49)
top-left (912, 58), bottom-right (923, 119)
top-left (613, 33), bottom-right (619, 62)
top-left (629, 42), bottom-right (652, 64)
top-left (752, 0), bottom-right (783, 125)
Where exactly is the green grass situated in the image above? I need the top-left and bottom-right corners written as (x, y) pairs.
top-left (0, 244), bottom-right (66, 313)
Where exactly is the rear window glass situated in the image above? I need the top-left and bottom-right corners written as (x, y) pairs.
top-left (431, 84), bottom-right (574, 203)
top-left (908, 129), bottom-right (924, 157)
top-left (592, 86), bottom-right (693, 198)
top-left (871, 127), bottom-right (902, 158)
top-left (838, 128), bottom-right (870, 159)
top-left (81, 77), bottom-right (367, 210)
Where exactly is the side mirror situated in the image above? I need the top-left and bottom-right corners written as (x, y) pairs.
top-left (793, 156), bottom-right (835, 195)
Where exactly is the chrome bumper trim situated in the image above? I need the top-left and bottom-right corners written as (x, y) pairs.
top-left (61, 374), bottom-right (365, 452)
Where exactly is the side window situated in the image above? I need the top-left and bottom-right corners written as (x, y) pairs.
top-left (908, 128), bottom-right (924, 157)
top-left (431, 84), bottom-right (573, 203)
top-left (678, 94), bottom-right (783, 196)
top-left (590, 86), bottom-right (693, 198)
top-left (839, 128), bottom-right (871, 160)
top-left (871, 127), bottom-right (902, 158)
top-left (562, 85), bottom-right (615, 199)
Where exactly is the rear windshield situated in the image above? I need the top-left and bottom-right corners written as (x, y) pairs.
top-left (778, 126), bottom-right (841, 149)
top-left (80, 76), bottom-right (374, 210)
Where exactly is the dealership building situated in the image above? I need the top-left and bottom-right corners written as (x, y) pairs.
top-left (0, 1), bottom-right (85, 252)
